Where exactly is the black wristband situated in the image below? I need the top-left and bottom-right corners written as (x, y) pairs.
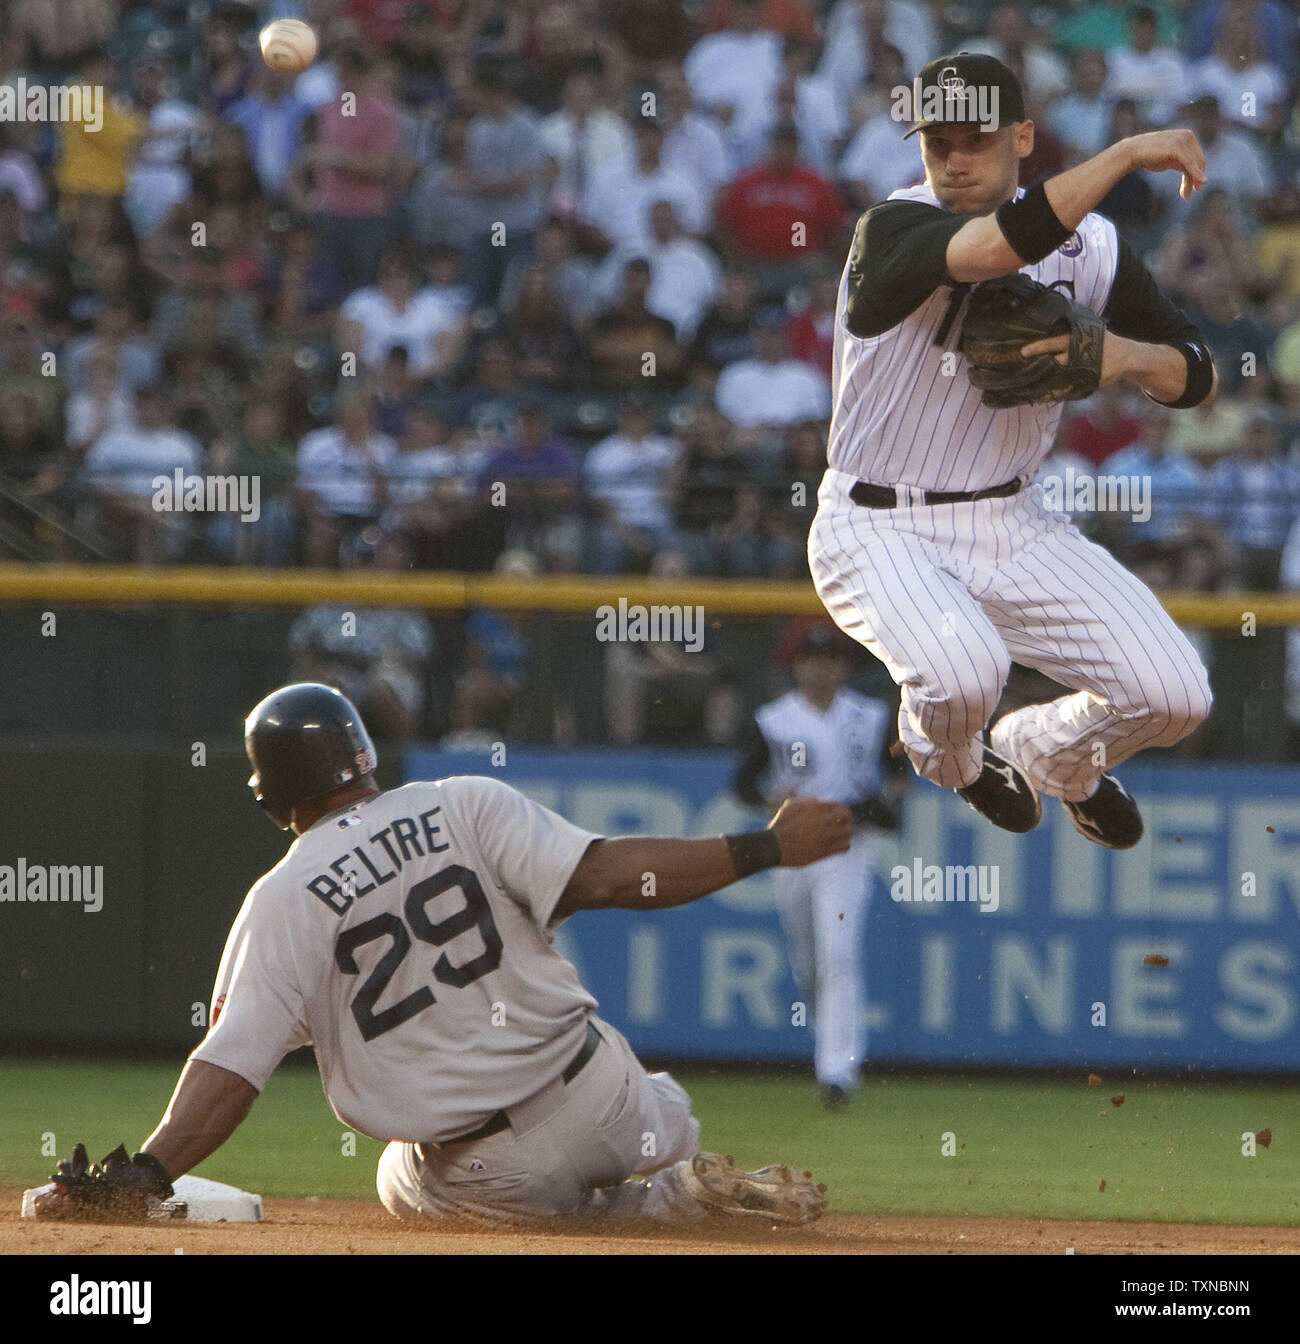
top-left (1149, 337), bottom-right (1215, 409)
top-left (724, 829), bottom-right (782, 879)
top-left (994, 183), bottom-right (1072, 265)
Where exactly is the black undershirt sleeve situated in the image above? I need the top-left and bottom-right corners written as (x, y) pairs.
top-left (731, 716), bottom-right (773, 808)
top-left (845, 200), bottom-right (976, 339)
top-left (1101, 232), bottom-right (1203, 345)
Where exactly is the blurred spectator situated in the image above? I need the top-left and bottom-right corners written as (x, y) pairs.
top-left (689, 266), bottom-right (760, 374)
top-left (225, 64), bottom-right (315, 202)
top-left (461, 57), bottom-right (546, 305)
top-left (65, 347), bottom-right (132, 455)
top-left (296, 389), bottom-right (398, 567)
top-left (817, 0), bottom-right (938, 111)
top-left (63, 297), bottom-right (161, 396)
top-left (0, 126), bottom-right (47, 215)
top-left (592, 199), bottom-right (722, 342)
top-left (0, 298), bottom-right (64, 437)
top-left (1187, 276), bottom-right (1277, 397)
top-left (716, 123), bottom-right (845, 264)
top-left (200, 7), bottom-right (255, 116)
top-left (150, 248), bottom-right (261, 362)
top-left (1017, 93), bottom-right (1067, 188)
top-left (189, 121), bottom-right (265, 213)
top-left (654, 63), bottom-right (731, 220)
top-left (504, 0), bottom-right (628, 117)
top-left (80, 384), bottom-right (202, 563)
top-left (712, 480), bottom-right (800, 577)
top-left (289, 523), bottom-right (437, 741)
top-left (1185, 0), bottom-right (1297, 68)
top-left (578, 118), bottom-right (707, 254)
top-left (714, 309), bottom-right (831, 429)
top-left (1200, 409), bottom-right (1300, 588)
top-left (1102, 403), bottom-right (1206, 547)
top-left (1101, 5), bottom-right (1188, 126)
top-left (609, 0), bottom-right (695, 73)
top-left (207, 394), bottom-right (298, 567)
top-left (587, 257), bottom-right (685, 389)
top-left (407, 112), bottom-right (483, 255)
top-left (382, 403), bottom-right (461, 519)
top-left (1151, 95), bottom-right (1272, 218)
top-left (785, 268), bottom-right (839, 379)
top-left (54, 53), bottom-right (143, 205)
top-left (475, 400), bottom-right (584, 567)
top-left (1057, 0), bottom-right (1180, 53)
top-left (538, 69), bottom-right (634, 219)
top-left (0, 387), bottom-right (63, 508)
top-left (603, 546), bottom-right (741, 746)
top-left (1095, 100), bottom-right (1162, 240)
top-left (965, 5), bottom-right (1069, 103)
top-left (583, 393), bottom-right (681, 570)
top-left (501, 262), bottom-right (584, 387)
top-left (498, 217), bottom-right (595, 329)
top-left (1257, 186), bottom-right (1300, 302)
top-left (1167, 394), bottom-right (1252, 466)
top-left (683, 0), bottom-right (783, 139)
top-left (371, 346), bottom-right (421, 437)
top-left (335, 245), bottom-right (468, 381)
top-left (449, 549), bottom-right (540, 742)
top-left (263, 216), bottom-right (349, 344)
top-left (1153, 187), bottom-right (1266, 310)
top-left (9, 0), bottom-right (118, 81)
top-left (300, 46), bottom-right (401, 289)
top-left (448, 339), bottom-right (536, 440)
top-left (1064, 385), bottom-right (1142, 468)
top-left (1189, 5), bottom-right (1289, 136)
top-left (124, 58), bottom-right (206, 239)
top-left (1046, 49), bottom-right (1114, 161)
top-left (838, 58), bottom-right (924, 208)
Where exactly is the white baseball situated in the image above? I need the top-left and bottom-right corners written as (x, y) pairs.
top-left (259, 19), bottom-right (319, 74)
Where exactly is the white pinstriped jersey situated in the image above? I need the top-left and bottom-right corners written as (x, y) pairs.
top-left (827, 184), bottom-right (1121, 492)
top-left (754, 690), bottom-right (889, 806)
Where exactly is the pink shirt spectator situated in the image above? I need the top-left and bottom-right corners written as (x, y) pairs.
top-left (310, 95), bottom-right (400, 218)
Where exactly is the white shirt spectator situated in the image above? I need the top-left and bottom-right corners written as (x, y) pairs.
top-left (715, 358), bottom-right (831, 428)
top-left (386, 445), bottom-right (460, 505)
top-left (662, 111), bottom-right (731, 209)
top-left (584, 430), bottom-right (679, 534)
top-left (126, 97), bottom-right (205, 237)
top-left (339, 286), bottom-right (464, 375)
top-left (1104, 45), bottom-right (1190, 124)
top-left (684, 29), bottom-right (783, 132)
top-left (1190, 57), bottom-right (1288, 130)
top-left (592, 235), bottom-right (723, 340)
top-left (818, 0), bottom-right (937, 108)
top-left (0, 151), bottom-right (46, 212)
top-left (839, 117), bottom-right (924, 202)
top-left (538, 108), bottom-right (634, 211)
top-left (1150, 124), bottom-right (1273, 212)
top-left (1047, 93), bottom-right (1115, 159)
top-left (965, 38), bottom-right (1069, 102)
top-left (83, 423), bottom-right (202, 498)
top-left (297, 425), bottom-right (398, 517)
top-left (66, 388), bottom-right (133, 447)
top-left (734, 75), bottom-right (848, 176)
top-left (579, 162), bottom-right (708, 251)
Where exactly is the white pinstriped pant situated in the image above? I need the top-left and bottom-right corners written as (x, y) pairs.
top-left (808, 470), bottom-right (1212, 801)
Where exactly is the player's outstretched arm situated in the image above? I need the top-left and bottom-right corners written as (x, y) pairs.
top-left (555, 796), bottom-right (852, 917)
top-left (138, 1060), bottom-right (259, 1182)
top-left (947, 131), bottom-right (1207, 283)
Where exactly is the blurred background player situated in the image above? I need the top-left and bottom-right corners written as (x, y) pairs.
top-left (732, 624), bottom-right (905, 1107)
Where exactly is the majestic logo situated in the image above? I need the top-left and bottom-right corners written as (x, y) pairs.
top-left (1059, 231), bottom-right (1084, 257)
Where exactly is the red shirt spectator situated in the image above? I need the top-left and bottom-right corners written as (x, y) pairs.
top-left (1065, 388), bottom-right (1143, 468)
top-left (784, 269), bottom-right (839, 377)
top-left (309, 61), bottom-right (400, 218)
top-left (345, 0), bottom-right (410, 48)
top-left (716, 124), bottom-right (844, 261)
top-left (702, 0), bottom-right (817, 40)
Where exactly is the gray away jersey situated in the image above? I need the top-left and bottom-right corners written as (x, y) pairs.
top-left (827, 183), bottom-right (1121, 492)
top-left (190, 778), bottom-right (602, 1143)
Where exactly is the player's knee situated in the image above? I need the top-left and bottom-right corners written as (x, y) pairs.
top-left (926, 655), bottom-right (1010, 741)
top-left (1140, 673), bottom-right (1213, 746)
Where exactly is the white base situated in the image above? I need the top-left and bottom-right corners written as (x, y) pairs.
top-left (22, 1174), bottom-right (263, 1223)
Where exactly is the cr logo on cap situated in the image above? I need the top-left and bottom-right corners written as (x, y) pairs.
top-left (939, 66), bottom-right (967, 93)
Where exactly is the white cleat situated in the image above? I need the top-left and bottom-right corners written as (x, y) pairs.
top-left (682, 1152), bottom-right (827, 1226)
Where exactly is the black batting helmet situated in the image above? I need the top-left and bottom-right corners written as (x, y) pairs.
top-left (244, 683), bottom-right (379, 830)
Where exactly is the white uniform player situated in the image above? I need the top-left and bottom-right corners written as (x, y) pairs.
top-left (39, 684), bottom-right (853, 1228)
top-left (733, 627), bottom-right (903, 1107)
top-left (808, 53), bottom-right (1217, 848)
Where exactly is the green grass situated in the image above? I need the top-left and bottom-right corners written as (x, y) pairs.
top-left (3, 1058), bottom-right (1297, 1226)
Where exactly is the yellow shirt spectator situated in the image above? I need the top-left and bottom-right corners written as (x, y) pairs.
top-left (55, 94), bottom-right (143, 199)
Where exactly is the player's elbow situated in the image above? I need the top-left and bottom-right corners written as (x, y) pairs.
top-left (945, 220), bottom-right (1026, 285)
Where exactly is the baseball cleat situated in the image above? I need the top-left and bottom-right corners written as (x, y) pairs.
top-left (957, 742), bottom-right (1041, 833)
top-left (819, 1084), bottom-right (848, 1110)
top-left (1063, 774), bottom-right (1143, 849)
top-left (683, 1153), bottom-right (827, 1225)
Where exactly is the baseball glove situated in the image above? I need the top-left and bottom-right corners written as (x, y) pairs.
top-left (957, 274), bottom-right (1105, 408)
top-left (37, 1143), bottom-right (173, 1220)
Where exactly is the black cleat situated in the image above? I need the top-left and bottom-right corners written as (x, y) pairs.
top-left (820, 1084), bottom-right (848, 1110)
top-left (957, 743), bottom-right (1041, 833)
top-left (1063, 774), bottom-right (1143, 849)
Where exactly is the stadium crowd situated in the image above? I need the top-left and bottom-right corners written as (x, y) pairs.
top-left (2, 0), bottom-right (1300, 742)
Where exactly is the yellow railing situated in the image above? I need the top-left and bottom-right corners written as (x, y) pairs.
top-left (0, 564), bottom-right (1296, 628)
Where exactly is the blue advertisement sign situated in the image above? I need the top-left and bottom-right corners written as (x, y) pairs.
top-left (404, 747), bottom-right (1300, 1071)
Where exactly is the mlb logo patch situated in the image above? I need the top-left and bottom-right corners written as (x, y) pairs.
top-left (1059, 232), bottom-right (1083, 257)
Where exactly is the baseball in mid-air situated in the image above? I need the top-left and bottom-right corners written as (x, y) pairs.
top-left (259, 19), bottom-right (318, 73)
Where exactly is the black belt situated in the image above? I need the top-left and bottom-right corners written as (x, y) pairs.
top-left (431, 1021), bottom-right (603, 1148)
top-left (850, 478), bottom-right (1022, 508)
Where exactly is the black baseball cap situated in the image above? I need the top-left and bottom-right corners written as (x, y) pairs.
top-left (904, 52), bottom-right (1026, 138)
top-left (795, 625), bottom-right (846, 659)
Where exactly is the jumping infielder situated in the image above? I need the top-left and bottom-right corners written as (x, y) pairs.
top-left (808, 53), bottom-right (1216, 847)
top-left (38, 684), bottom-right (850, 1226)
top-left (733, 626), bottom-right (903, 1107)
